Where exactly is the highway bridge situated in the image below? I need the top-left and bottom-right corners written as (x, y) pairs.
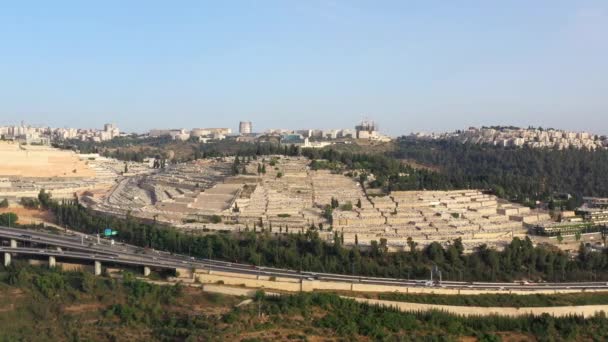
top-left (2, 225), bottom-right (608, 291)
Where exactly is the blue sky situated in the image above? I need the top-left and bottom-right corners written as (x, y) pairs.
top-left (0, 1), bottom-right (607, 136)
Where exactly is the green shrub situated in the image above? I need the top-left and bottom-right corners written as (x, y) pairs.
top-left (20, 197), bottom-right (40, 209)
top-left (340, 202), bottom-right (353, 211)
top-left (0, 212), bottom-right (18, 226)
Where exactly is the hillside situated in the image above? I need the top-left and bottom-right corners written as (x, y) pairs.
top-left (0, 142), bottom-right (95, 178)
top-left (3, 264), bottom-right (608, 341)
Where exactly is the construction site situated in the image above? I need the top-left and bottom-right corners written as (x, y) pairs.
top-left (77, 155), bottom-right (552, 251)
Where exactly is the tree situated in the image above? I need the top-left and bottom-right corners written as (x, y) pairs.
top-left (407, 237), bottom-right (417, 252)
top-left (232, 157), bottom-right (240, 175)
top-left (575, 231), bottom-right (582, 242)
top-left (323, 205), bottom-right (333, 224)
top-left (0, 212), bottom-right (18, 226)
top-left (556, 233), bottom-right (564, 244)
top-left (38, 189), bottom-right (52, 208)
top-left (20, 197), bottom-right (40, 209)
top-left (0, 198), bottom-right (8, 208)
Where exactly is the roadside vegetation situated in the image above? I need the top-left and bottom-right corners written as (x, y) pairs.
top-left (376, 292), bottom-right (608, 308)
top-left (0, 262), bottom-right (232, 341)
top-left (33, 191), bottom-right (608, 282)
top-left (251, 292), bottom-right (608, 341)
top-left (2, 263), bottom-right (608, 341)
top-left (0, 212), bottom-right (18, 226)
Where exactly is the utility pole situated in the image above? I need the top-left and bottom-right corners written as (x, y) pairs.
top-left (258, 294), bottom-right (262, 318)
top-left (257, 255), bottom-right (261, 278)
top-left (207, 245), bottom-right (212, 273)
top-left (398, 260), bottom-right (402, 279)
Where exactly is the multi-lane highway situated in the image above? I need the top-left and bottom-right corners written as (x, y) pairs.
top-left (2, 225), bottom-right (608, 291)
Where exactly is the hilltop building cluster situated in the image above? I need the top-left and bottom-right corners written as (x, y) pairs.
top-left (0, 122), bottom-right (121, 144)
top-left (410, 126), bottom-right (607, 150)
top-left (2, 117), bottom-right (391, 147)
top-left (148, 128), bottom-right (232, 142)
top-left (272, 119), bottom-right (390, 142)
top-left (146, 119), bottom-right (391, 147)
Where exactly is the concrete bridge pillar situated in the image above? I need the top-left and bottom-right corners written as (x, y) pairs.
top-left (49, 256), bottom-right (56, 268)
top-left (3, 252), bottom-right (11, 267)
top-left (94, 261), bottom-right (102, 276)
top-left (143, 266), bottom-right (151, 277)
top-left (10, 239), bottom-right (17, 248)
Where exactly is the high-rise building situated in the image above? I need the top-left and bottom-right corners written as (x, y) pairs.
top-left (355, 119), bottom-right (377, 139)
top-left (239, 121), bottom-right (252, 135)
top-left (103, 123), bottom-right (120, 139)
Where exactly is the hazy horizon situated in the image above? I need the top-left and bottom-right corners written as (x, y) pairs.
top-left (1, 1), bottom-right (607, 136)
top-left (1, 118), bottom-right (608, 138)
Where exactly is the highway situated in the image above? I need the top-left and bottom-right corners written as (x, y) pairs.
top-left (2, 225), bottom-right (608, 291)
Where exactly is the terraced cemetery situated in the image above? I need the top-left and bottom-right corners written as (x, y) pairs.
top-left (81, 155), bottom-right (552, 250)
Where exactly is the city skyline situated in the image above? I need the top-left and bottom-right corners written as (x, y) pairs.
top-left (2, 119), bottom-right (608, 138)
top-left (1, 1), bottom-right (607, 135)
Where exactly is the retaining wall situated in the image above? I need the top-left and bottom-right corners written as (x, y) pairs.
top-left (348, 297), bottom-right (608, 318)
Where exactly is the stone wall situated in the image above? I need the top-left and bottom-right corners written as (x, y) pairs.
top-left (348, 297), bottom-right (608, 318)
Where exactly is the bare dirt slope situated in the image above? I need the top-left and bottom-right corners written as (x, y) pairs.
top-left (0, 142), bottom-right (95, 178)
